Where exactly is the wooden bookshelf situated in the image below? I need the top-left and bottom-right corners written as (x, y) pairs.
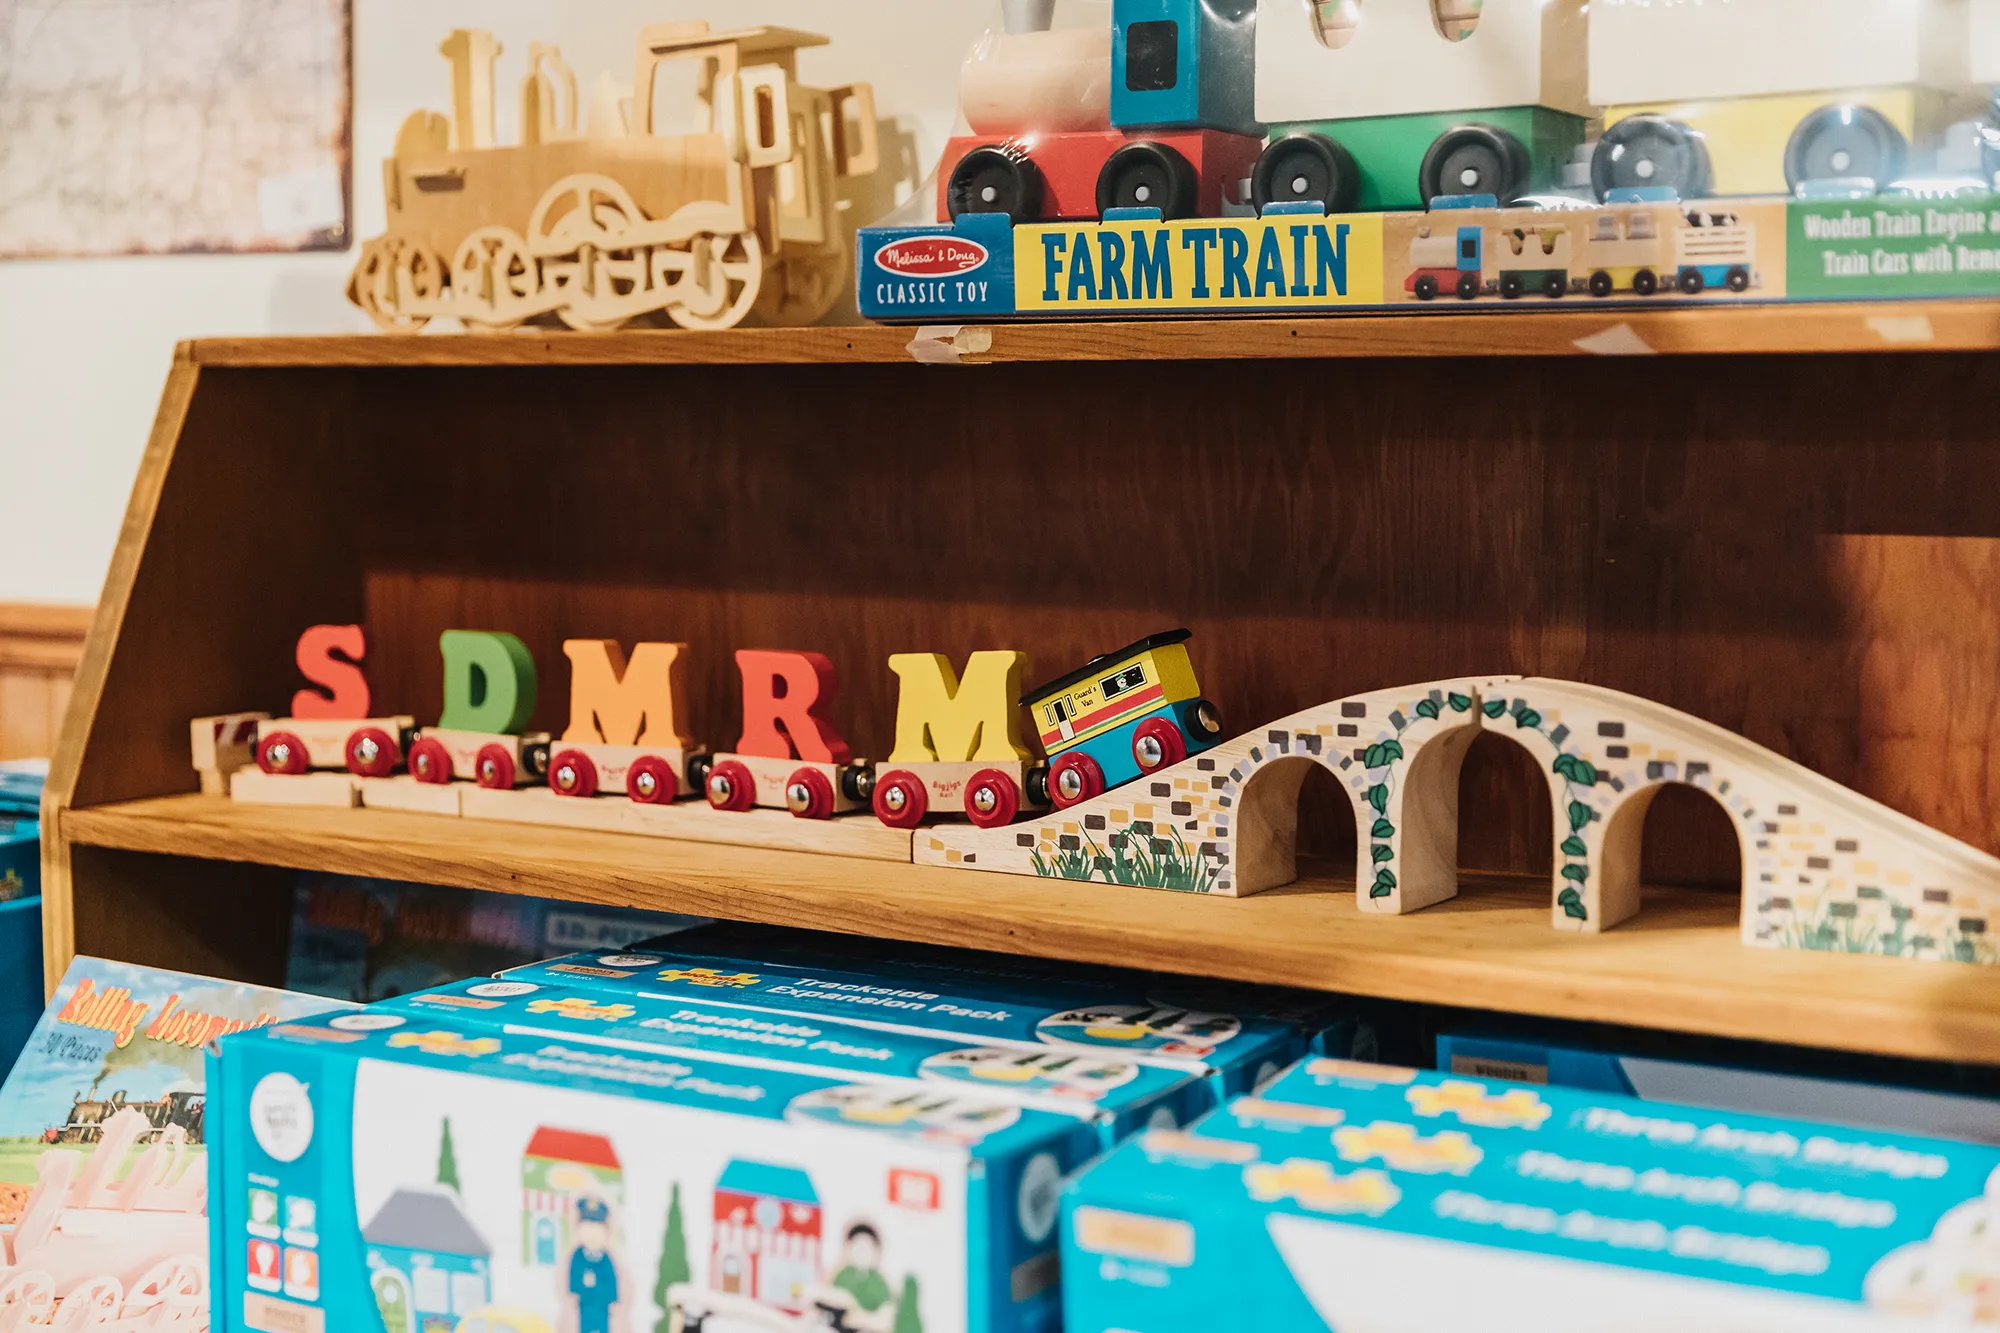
top-left (45, 306), bottom-right (2000, 1065)
top-left (61, 793), bottom-right (2000, 1066)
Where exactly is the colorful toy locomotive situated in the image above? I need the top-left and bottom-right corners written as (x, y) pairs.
top-left (936, 0), bottom-right (1993, 228)
top-left (1020, 630), bottom-right (1223, 808)
top-left (234, 624), bottom-right (1223, 830)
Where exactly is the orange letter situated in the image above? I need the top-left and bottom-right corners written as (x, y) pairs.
top-left (734, 650), bottom-right (850, 763)
top-left (293, 624), bottom-right (371, 719)
top-left (562, 640), bottom-right (693, 747)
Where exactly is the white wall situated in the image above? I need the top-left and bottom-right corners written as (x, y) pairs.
top-left (0, 0), bottom-right (991, 606)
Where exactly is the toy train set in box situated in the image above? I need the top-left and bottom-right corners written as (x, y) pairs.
top-left (212, 1005), bottom-right (1099, 1333)
top-left (195, 621), bottom-right (2000, 969)
top-left (857, 0), bottom-right (2000, 321)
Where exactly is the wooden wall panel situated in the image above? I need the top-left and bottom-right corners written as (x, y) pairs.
top-left (57, 349), bottom-right (2000, 945)
top-left (0, 602), bottom-right (89, 761)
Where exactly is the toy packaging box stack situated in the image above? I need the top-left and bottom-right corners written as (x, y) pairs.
top-left (1437, 1030), bottom-right (2000, 1147)
top-left (211, 1006), bottom-right (1100, 1333)
top-left (1063, 1057), bottom-right (2000, 1331)
top-left (374, 975), bottom-right (1212, 1146)
top-left (857, 0), bottom-right (2000, 323)
top-left (499, 933), bottom-right (1352, 1104)
top-left (0, 956), bottom-right (350, 1330)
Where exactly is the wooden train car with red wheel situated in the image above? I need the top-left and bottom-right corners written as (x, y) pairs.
top-left (254, 716), bottom-right (417, 779)
top-left (407, 728), bottom-right (552, 789)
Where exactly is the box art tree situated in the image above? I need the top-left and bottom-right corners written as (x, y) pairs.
top-left (652, 1181), bottom-right (690, 1333)
top-left (436, 1116), bottom-right (460, 1193)
top-left (893, 1274), bottom-right (923, 1333)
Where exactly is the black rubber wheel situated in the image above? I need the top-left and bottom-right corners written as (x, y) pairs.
top-left (1543, 272), bottom-right (1567, 299)
top-left (1726, 266), bottom-right (1751, 292)
top-left (1588, 271), bottom-right (1613, 298)
top-left (1633, 269), bottom-right (1658, 296)
top-left (1096, 141), bottom-right (1199, 219)
top-left (1251, 132), bottom-right (1360, 214)
top-left (1499, 272), bottom-right (1524, 300)
top-left (1785, 104), bottom-right (1906, 194)
top-left (946, 145), bottom-right (1045, 223)
top-left (1678, 268), bottom-right (1705, 295)
top-left (1455, 272), bottom-right (1480, 300)
top-left (1591, 116), bottom-right (1713, 200)
top-left (1413, 274), bottom-right (1439, 301)
top-left (1419, 124), bottom-right (1531, 204)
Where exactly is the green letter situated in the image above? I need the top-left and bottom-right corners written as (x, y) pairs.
top-left (438, 629), bottom-right (537, 732)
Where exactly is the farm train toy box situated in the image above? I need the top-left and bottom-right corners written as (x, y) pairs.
top-left (1063, 1057), bottom-right (2000, 1331)
top-left (501, 934), bottom-right (1353, 1099)
top-left (373, 976), bottom-right (1213, 1147)
top-left (211, 1007), bottom-right (1099, 1333)
top-left (857, 0), bottom-right (2000, 321)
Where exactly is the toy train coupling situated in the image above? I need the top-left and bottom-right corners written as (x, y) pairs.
top-left (840, 763), bottom-right (876, 804)
top-left (685, 752), bottom-right (715, 800)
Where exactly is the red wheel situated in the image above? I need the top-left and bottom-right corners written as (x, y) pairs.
top-left (344, 727), bottom-right (398, 778)
top-left (705, 759), bottom-right (757, 812)
top-left (407, 737), bottom-right (454, 784)
top-left (1132, 718), bottom-right (1188, 774)
top-left (1048, 752), bottom-right (1105, 809)
top-left (785, 767), bottom-right (836, 820)
top-left (549, 749), bottom-right (598, 798)
top-left (964, 769), bottom-right (1022, 828)
top-left (475, 743), bottom-right (516, 790)
top-left (872, 771), bottom-right (929, 829)
top-left (627, 754), bottom-right (678, 804)
top-left (256, 731), bottom-right (310, 776)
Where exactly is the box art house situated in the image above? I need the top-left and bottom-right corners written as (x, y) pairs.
top-left (361, 1187), bottom-right (493, 1333)
top-left (711, 1159), bottom-right (823, 1313)
top-left (522, 1127), bottom-right (624, 1269)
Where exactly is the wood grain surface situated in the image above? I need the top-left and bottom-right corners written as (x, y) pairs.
top-left (180, 300), bottom-right (2000, 367)
top-left (63, 794), bottom-right (2000, 1064)
top-left (46, 331), bottom-right (2000, 1037)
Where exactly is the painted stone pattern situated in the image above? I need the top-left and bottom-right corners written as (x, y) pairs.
top-left (915, 677), bottom-right (2000, 965)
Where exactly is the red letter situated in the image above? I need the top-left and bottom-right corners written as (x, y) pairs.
top-left (734, 650), bottom-right (850, 763)
top-left (292, 624), bottom-right (371, 719)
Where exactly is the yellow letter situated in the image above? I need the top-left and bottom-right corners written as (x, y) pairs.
top-left (887, 651), bottom-right (1031, 764)
top-left (562, 640), bottom-right (692, 747)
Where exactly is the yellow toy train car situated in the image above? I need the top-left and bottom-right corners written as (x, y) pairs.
top-left (1021, 629), bottom-right (1224, 809)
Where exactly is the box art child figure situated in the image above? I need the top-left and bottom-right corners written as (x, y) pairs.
top-left (567, 1195), bottom-right (624, 1333)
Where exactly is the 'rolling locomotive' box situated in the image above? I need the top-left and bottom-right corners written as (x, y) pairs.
top-left (373, 976), bottom-right (1211, 1146)
top-left (212, 1007), bottom-right (1099, 1333)
top-left (1063, 1057), bottom-right (2000, 1331)
top-left (502, 937), bottom-right (1333, 1102)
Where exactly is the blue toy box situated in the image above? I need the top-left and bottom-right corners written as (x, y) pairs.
top-left (212, 1006), bottom-right (1100, 1333)
top-left (502, 936), bottom-right (1339, 1102)
top-left (1064, 1057), bottom-right (2000, 1331)
top-left (1438, 1030), bottom-right (2000, 1146)
top-left (377, 976), bottom-right (1209, 1147)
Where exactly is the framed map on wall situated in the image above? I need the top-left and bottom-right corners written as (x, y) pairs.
top-left (0, 0), bottom-right (350, 259)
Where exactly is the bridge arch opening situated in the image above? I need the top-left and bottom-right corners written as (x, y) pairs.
top-left (1600, 781), bottom-right (1747, 928)
top-left (1232, 755), bottom-right (1356, 894)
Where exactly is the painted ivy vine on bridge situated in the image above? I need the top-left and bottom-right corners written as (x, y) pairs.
top-left (1364, 690), bottom-right (1600, 921)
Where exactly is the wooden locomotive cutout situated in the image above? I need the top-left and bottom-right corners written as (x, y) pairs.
top-left (348, 22), bottom-right (879, 332)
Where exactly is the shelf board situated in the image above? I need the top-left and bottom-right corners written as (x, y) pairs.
top-left (181, 298), bottom-right (2000, 369)
top-left (62, 793), bottom-right (2000, 1067)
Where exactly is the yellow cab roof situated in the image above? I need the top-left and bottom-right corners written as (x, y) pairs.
top-left (639, 21), bottom-right (830, 57)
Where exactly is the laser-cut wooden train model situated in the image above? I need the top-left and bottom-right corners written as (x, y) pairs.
top-left (192, 624), bottom-right (2000, 968)
top-left (347, 21), bottom-right (879, 333)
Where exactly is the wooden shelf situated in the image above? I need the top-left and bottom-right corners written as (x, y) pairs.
top-left (182, 298), bottom-right (2000, 368)
top-left (61, 793), bottom-right (2000, 1067)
